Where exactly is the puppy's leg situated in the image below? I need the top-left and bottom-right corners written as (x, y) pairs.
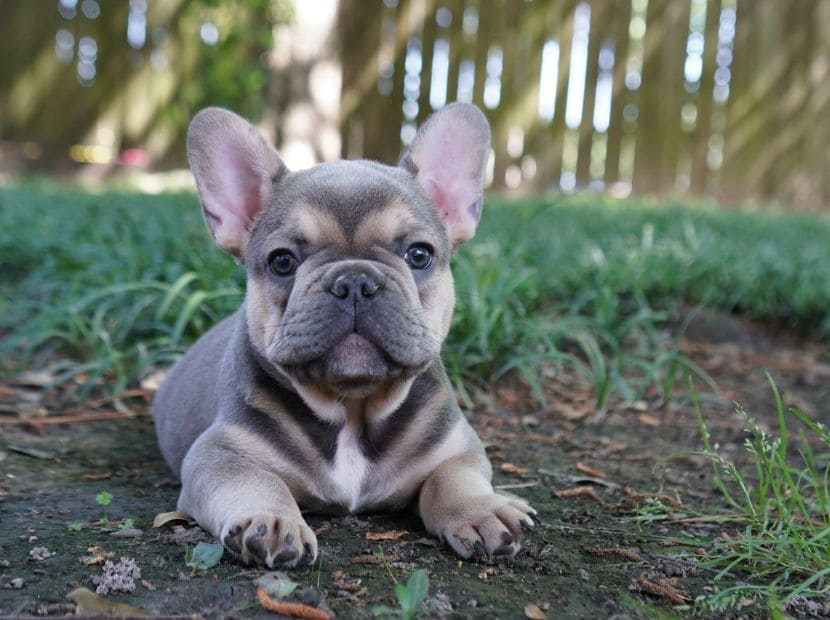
top-left (419, 453), bottom-right (536, 559)
top-left (178, 426), bottom-right (317, 568)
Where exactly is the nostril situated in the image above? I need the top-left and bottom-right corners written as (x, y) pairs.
top-left (330, 273), bottom-right (381, 300)
top-left (330, 276), bottom-right (351, 299)
top-left (361, 277), bottom-right (379, 297)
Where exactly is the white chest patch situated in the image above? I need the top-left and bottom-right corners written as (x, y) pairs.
top-left (328, 426), bottom-right (371, 512)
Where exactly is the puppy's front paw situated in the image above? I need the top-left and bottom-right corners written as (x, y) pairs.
top-left (220, 514), bottom-right (317, 568)
top-left (437, 494), bottom-right (536, 561)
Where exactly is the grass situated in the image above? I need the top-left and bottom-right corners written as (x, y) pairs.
top-left (3, 182), bottom-right (830, 406)
top-left (686, 375), bottom-right (830, 612)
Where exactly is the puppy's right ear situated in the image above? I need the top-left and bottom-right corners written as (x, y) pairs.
top-left (187, 108), bottom-right (287, 258)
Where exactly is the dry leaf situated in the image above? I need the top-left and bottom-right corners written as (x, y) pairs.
top-left (140, 371), bottom-right (166, 393)
top-left (524, 603), bottom-right (549, 619)
top-left (83, 472), bottom-right (112, 481)
top-left (331, 570), bottom-right (363, 593)
top-left (68, 587), bottom-right (148, 617)
top-left (500, 462), bottom-right (529, 476)
top-left (13, 370), bottom-right (56, 388)
top-left (0, 384), bottom-right (17, 398)
top-left (598, 438), bottom-right (628, 452)
top-left (636, 413), bottom-right (661, 427)
top-left (575, 462), bottom-right (606, 479)
top-left (634, 574), bottom-right (688, 605)
top-left (553, 486), bottom-right (605, 504)
top-left (152, 511), bottom-right (192, 528)
top-left (556, 404), bottom-right (590, 420)
top-left (365, 530), bottom-right (408, 541)
top-left (81, 546), bottom-right (114, 566)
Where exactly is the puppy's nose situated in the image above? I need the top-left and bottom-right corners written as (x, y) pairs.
top-left (329, 273), bottom-right (381, 301)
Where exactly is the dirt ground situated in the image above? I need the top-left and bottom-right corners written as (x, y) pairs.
top-left (1, 309), bottom-right (828, 619)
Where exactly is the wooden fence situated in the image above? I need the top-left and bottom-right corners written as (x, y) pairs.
top-left (338, 0), bottom-right (830, 209)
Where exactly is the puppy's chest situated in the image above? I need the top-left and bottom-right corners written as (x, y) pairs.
top-left (325, 426), bottom-right (373, 512)
top-left (309, 424), bottom-right (417, 513)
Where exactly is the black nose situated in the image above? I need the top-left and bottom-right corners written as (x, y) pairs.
top-left (329, 273), bottom-right (381, 302)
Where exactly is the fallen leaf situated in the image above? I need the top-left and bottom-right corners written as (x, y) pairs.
top-left (598, 438), bottom-right (628, 452)
top-left (413, 537), bottom-right (439, 547)
top-left (365, 530), bottom-right (408, 541)
top-left (140, 371), bottom-right (166, 393)
top-left (314, 521), bottom-right (331, 536)
top-left (68, 587), bottom-right (148, 617)
top-left (575, 462), bottom-right (606, 479)
top-left (7, 445), bottom-right (56, 460)
top-left (152, 511), bottom-right (192, 528)
top-left (636, 413), bottom-right (661, 427)
top-left (525, 603), bottom-right (549, 619)
top-left (13, 370), bottom-right (55, 388)
top-left (500, 463), bottom-right (529, 476)
top-left (0, 384), bottom-right (17, 398)
top-left (553, 486), bottom-right (605, 504)
top-left (633, 574), bottom-right (688, 605)
top-left (185, 542), bottom-right (223, 570)
top-left (81, 546), bottom-right (114, 565)
top-left (556, 404), bottom-right (591, 420)
top-left (83, 472), bottom-right (112, 481)
top-left (255, 571), bottom-right (299, 599)
top-left (331, 570), bottom-right (363, 593)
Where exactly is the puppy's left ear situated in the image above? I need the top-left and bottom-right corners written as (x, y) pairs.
top-left (400, 103), bottom-right (490, 248)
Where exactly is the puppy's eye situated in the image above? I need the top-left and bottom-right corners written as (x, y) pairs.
top-left (267, 249), bottom-right (298, 276)
top-left (404, 243), bottom-right (433, 270)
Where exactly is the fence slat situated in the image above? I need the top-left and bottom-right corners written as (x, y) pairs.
top-left (336, 0), bottom-right (830, 209)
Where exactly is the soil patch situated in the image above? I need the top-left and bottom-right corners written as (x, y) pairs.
top-left (1, 310), bottom-right (828, 618)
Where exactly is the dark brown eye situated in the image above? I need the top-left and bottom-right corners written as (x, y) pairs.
top-left (268, 250), bottom-right (298, 276)
top-left (404, 244), bottom-right (433, 270)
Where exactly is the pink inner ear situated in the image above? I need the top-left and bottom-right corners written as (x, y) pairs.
top-left (408, 105), bottom-right (489, 247)
top-left (216, 139), bottom-right (266, 226)
top-left (194, 132), bottom-right (278, 254)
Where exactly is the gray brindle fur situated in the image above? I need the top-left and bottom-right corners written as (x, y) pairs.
top-left (153, 103), bottom-right (536, 567)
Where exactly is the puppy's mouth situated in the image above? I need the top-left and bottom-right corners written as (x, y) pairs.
top-left (325, 333), bottom-right (388, 384)
top-left (271, 325), bottom-right (425, 394)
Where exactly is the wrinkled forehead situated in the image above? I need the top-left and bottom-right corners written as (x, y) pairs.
top-left (251, 160), bottom-right (449, 252)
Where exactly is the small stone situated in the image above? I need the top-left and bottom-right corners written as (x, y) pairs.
top-left (9, 577), bottom-right (24, 589)
top-left (28, 546), bottom-right (54, 561)
top-left (579, 568), bottom-right (591, 581)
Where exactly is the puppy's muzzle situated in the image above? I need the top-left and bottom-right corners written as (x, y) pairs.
top-left (329, 272), bottom-right (382, 314)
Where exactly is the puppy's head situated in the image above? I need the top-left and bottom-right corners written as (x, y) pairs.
top-left (187, 104), bottom-right (490, 419)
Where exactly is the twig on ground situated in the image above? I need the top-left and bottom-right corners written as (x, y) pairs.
top-left (255, 586), bottom-right (331, 619)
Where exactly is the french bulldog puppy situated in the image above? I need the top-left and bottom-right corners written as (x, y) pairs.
top-left (153, 103), bottom-right (536, 568)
